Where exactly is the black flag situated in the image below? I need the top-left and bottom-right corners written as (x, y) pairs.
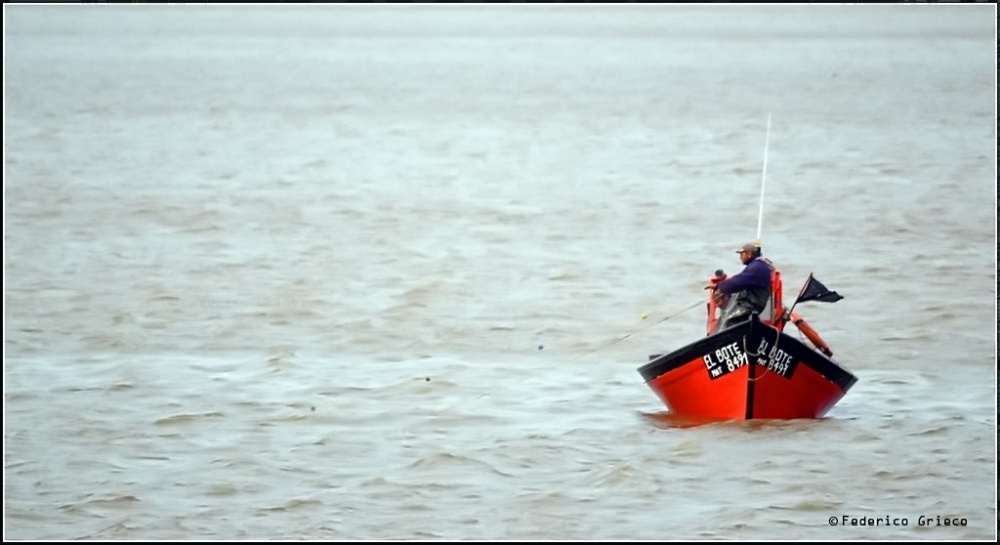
top-left (795, 273), bottom-right (844, 304)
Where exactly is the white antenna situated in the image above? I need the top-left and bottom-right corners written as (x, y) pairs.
top-left (755, 113), bottom-right (771, 244)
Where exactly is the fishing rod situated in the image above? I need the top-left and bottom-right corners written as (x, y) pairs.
top-left (755, 113), bottom-right (771, 245)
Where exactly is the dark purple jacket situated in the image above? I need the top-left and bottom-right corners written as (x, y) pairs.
top-left (716, 257), bottom-right (772, 295)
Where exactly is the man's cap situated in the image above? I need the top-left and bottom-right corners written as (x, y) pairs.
top-left (734, 241), bottom-right (760, 253)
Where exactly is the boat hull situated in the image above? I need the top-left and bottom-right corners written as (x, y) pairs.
top-left (637, 314), bottom-right (856, 420)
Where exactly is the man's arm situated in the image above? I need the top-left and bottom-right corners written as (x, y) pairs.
top-left (714, 260), bottom-right (771, 294)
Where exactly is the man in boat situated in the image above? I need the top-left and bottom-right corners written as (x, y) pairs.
top-left (708, 241), bottom-right (775, 330)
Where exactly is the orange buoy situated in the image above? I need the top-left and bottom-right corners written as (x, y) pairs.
top-left (789, 311), bottom-right (833, 357)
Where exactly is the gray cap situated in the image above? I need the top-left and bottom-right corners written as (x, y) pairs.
top-left (734, 242), bottom-right (760, 254)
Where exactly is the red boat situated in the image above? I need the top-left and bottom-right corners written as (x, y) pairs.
top-left (637, 269), bottom-right (857, 420)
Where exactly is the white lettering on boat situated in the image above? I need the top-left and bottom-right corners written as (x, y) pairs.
top-left (755, 338), bottom-right (795, 378)
top-left (703, 342), bottom-right (748, 379)
top-left (765, 347), bottom-right (793, 375)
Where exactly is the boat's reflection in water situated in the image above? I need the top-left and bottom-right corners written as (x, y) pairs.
top-left (637, 410), bottom-right (846, 430)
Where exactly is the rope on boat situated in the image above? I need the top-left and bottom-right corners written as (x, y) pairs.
top-left (745, 326), bottom-right (782, 382)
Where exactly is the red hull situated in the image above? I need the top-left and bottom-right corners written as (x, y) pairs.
top-left (638, 314), bottom-right (856, 420)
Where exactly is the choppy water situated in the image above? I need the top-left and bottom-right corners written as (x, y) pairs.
top-left (4, 4), bottom-right (997, 541)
